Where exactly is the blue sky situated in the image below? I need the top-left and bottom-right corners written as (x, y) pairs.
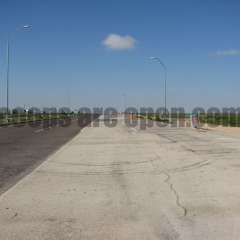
top-left (0, 0), bottom-right (240, 111)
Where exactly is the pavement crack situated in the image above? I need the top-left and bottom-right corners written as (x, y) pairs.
top-left (11, 212), bottom-right (18, 219)
top-left (163, 172), bottom-right (187, 217)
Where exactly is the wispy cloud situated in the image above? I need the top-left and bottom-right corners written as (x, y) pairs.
top-left (103, 34), bottom-right (136, 50)
top-left (211, 49), bottom-right (240, 57)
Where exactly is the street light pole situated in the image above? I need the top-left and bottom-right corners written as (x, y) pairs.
top-left (149, 57), bottom-right (167, 116)
top-left (6, 34), bottom-right (10, 118)
top-left (122, 93), bottom-right (126, 114)
top-left (6, 25), bottom-right (32, 121)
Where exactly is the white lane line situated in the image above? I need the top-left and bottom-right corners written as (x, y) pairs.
top-left (34, 129), bottom-right (44, 133)
top-left (34, 126), bottom-right (53, 133)
top-left (129, 127), bottom-right (138, 134)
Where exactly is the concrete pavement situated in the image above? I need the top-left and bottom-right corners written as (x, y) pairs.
top-left (0, 116), bottom-right (240, 239)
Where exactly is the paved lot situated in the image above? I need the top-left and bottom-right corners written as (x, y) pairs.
top-left (0, 116), bottom-right (240, 239)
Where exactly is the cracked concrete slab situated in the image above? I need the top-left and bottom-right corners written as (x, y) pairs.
top-left (0, 116), bottom-right (240, 239)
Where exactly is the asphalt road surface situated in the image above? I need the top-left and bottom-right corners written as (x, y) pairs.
top-left (0, 115), bottom-right (98, 195)
top-left (1, 115), bottom-right (240, 239)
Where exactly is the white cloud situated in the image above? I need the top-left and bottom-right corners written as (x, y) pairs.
top-left (212, 49), bottom-right (240, 57)
top-left (103, 34), bottom-right (136, 50)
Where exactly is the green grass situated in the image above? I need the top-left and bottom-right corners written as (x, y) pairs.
top-left (138, 113), bottom-right (240, 127)
top-left (198, 113), bottom-right (240, 127)
top-left (138, 113), bottom-right (170, 123)
top-left (0, 113), bottom-right (77, 126)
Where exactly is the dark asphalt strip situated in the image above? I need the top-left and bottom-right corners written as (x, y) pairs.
top-left (0, 115), bottom-right (99, 195)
